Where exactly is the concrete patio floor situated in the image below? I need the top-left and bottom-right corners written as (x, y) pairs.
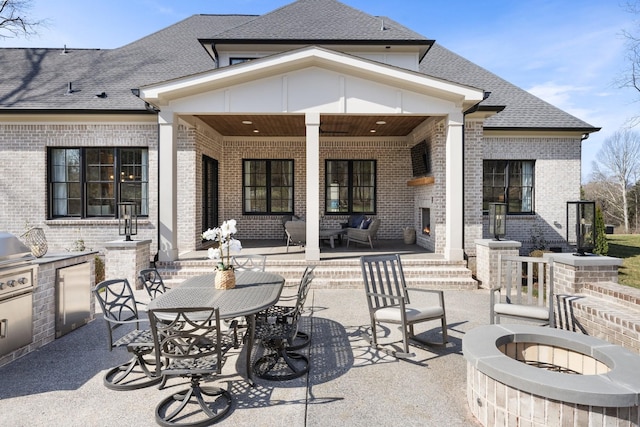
top-left (0, 286), bottom-right (490, 426)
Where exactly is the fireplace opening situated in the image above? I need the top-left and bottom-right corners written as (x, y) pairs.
top-left (421, 208), bottom-right (430, 236)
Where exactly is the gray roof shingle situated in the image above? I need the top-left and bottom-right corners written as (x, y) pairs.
top-left (0, 0), bottom-right (597, 131)
top-left (209, 0), bottom-right (429, 42)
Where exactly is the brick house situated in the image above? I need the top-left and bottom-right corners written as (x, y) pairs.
top-left (0, 0), bottom-right (598, 263)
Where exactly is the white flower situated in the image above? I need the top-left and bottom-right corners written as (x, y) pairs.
top-left (203, 219), bottom-right (241, 270)
top-left (228, 238), bottom-right (242, 253)
top-left (207, 247), bottom-right (221, 260)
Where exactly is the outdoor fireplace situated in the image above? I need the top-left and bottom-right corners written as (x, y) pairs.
top-left (421, 208), bottom-right (430, 236)
top-left (464, 324), bottom-right (640, 426)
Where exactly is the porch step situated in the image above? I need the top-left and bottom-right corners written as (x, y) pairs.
top-left (156, 257), bottom-right (478, 290)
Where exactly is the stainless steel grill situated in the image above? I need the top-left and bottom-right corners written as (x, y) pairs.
top-left (0, 232), bottom-right (37, 358)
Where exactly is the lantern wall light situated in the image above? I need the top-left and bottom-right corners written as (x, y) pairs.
top-left (489, 202), bottom-right (507, 240)
top-left (566, 201), bottom-right (596, 256)
top-left (118, 202), bottom-right (137, 241)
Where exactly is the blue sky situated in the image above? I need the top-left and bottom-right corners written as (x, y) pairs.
top-left (2, 0), bottom-right (637, 182)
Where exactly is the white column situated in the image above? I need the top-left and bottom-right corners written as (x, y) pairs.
top-left (445, 112), bottom-right (465, 261)
top-left (157, 110), bottom-right (179, 261)
top-left (305, 112), bottom-right (321, 261)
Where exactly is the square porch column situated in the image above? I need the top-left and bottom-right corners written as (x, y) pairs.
top-left (305, 112), bottom-right (320, 261)
top-left (157, 110), bottom-right (179, 261)
top-left (445, 112), bottom-right (465, 261)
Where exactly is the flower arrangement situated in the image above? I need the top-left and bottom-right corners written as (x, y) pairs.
top-left (202, 219), bottom-right (242, 271)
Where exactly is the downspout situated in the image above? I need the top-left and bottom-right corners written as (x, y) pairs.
top-left (131, 88), bottom-right (162, 263)
top-left (462, 91), bottom-right (492, 258)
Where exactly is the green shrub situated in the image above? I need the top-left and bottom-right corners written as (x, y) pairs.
top-left (594, 205), bottom-right (609, 255)
top-left (95, 255), bottom-right (105, 283)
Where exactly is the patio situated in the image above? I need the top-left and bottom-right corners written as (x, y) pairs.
top-left (0, 286), bottom-right (489, 426)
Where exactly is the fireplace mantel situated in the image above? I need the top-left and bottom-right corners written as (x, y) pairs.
top-left (407, 176), bottom-right (435, 186)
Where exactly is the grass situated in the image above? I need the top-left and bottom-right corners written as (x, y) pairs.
top-left (606, 234), bottom-right (640, 289)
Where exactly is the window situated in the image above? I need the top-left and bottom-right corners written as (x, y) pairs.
top-left (483, 160), bottom-right (534, 213)
top-left (243, 160), bottom-right (293, 214)
top-left (325, 160), bottom-right (376, 214)
top-left (49, 148), bottom-right (148, 218)
top-left (202, 155), bottom-right (219, 231)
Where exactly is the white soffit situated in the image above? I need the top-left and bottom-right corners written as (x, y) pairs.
top-left (138, 46), bottom-right (484, 107)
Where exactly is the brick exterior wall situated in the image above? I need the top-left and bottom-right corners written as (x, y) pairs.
top-left (0, 119), bottom-right (584, 260)
top-left (0, 121), bottom-right (159, 256)
top-left (483, 135), bottom-right (582, 255)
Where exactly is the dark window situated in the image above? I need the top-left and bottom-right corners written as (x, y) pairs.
top-left (202, 155), bottom-right (218, 231)
top-left (483, 160), bottom-right (534, 213)
top-left (48, 148), bottom-right (148, 218)
top-left (325, 160), bottom-right (376, 215)
top-left (243, 159), bottom-right (294, 214)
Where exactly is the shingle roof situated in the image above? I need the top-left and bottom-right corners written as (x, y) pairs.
top-left (209, 0), bottom-right (429, 42)
top-left (0, 0), bottom-right (597, 131)
top-left (420, 44), bottom-right (596, 130)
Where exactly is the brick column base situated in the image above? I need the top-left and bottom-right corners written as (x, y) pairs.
top-left (104, 239), bottom-right (152, 289)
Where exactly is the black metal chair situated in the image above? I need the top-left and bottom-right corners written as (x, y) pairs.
top-left (94, 278), bottom-right (162, 390)
top-left (252, 266), bottom-right (315, 381)
top-left (231, 255), bottom-right (266, 272)
top-left (138, 268), bottom-right (169, 300)
top-left (148, 307), bottom-right (232, 427)
top-left (360, 254), bottom-right (448, 358)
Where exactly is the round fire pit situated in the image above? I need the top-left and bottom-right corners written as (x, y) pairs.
top-left (463, 324), bottom-right (640, 426)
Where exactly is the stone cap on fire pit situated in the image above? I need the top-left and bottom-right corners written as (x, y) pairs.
top-left (463, 324), bottom-right (640, 407)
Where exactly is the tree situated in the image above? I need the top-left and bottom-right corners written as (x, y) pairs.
top-left (590, 130), bottom-right (640, 233)
top-left (0, 0), bottom-right (43, 39)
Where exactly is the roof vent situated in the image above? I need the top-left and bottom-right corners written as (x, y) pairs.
top-left (61, 45), bottom-right (68, 55)
top-left (380, 19), bottom-right (387, 31)
top-left (94, 92), bottom-right (107, 99)
top-left (64, 82), bottom-right (74, 96)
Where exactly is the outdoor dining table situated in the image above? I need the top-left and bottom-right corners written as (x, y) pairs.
top-left (147, 270), bottom-right (285, 385)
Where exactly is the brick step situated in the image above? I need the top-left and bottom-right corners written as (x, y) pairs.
top-left (156, 258), bottom-right (477, 290)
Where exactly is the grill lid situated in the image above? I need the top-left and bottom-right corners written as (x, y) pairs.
top-left (0, 231), bottom-right (35, 265)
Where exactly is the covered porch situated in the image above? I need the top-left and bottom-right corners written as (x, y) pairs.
top-left (138, 46), bottom-right (487, 264)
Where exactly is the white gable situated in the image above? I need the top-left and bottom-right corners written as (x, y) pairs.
top-left (139, 46), bottom-right (484, 115)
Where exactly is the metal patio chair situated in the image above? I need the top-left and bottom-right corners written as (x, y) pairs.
top-left (253, 266), bottom-right (315, 380)
top-left (148, 307), bottom-right (232, 426)
top-left (231, 254), bottom-right (267, 272)
top-left (138, 268), bottom-right (169, 300)
top-left (94, 278), bottom-right (162, 390)
top-left (360, 254), bottom-right (448, 358)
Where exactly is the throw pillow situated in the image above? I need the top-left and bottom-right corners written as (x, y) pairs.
top-left (349, 214), bottom-right (364, 228)
top-left (359, 218), bottom-right (372, 229)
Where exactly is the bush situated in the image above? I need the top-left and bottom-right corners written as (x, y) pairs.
top-left (594, 205), bottom-right (609, 255)
top-left (94, 255), bottom-right (105, 283)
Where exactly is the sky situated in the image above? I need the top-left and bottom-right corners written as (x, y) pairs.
top-left (1, 0), bottom-right (638, 182)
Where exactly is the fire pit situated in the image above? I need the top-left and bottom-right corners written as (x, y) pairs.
top-left (463, 324), bottom-right (640, 426)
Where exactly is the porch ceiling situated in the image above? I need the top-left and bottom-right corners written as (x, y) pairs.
top-left (195, 114), bottom-right (429, 137)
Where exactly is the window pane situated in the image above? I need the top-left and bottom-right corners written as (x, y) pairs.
top-left (482, 160), bottom-right (534, 213)
top-left (325, 160), bottom-right (375, 215)
top-left (49, 147), bottom-right (148, 219)
top-left (243, 160), bottom-right (293, 214)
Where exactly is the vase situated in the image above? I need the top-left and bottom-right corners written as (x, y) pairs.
top-left (215, 268), bottom-right (236, 290)
top-left (21, 227), bottom-right (48, 258)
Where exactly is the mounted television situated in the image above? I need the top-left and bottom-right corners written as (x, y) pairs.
top-left (410, 139), bottom-right (431, 177)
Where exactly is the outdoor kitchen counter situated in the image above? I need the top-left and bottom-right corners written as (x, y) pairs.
top-left (0, 251), bottom-right (98, 368)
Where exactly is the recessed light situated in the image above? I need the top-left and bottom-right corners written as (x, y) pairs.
top-left (376, 120), bottom-right (386, 125)
top-left (242, 120), bottom-right (252, 125)
top-left (370, 129), bottom-right (376, 133)
top-left (253, 129), bottom-right (259, 133)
